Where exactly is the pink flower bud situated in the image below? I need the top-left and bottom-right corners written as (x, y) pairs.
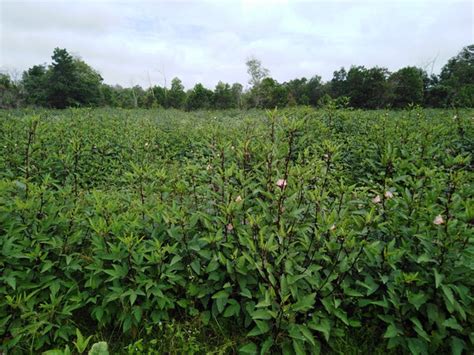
top-left (226, 223), bottom-right (234, 232)
top-left (372, 195), bottom-right (381, 204)
top-left (433, 215), bottom-right (445, 225)
top-left (276, 179), bottom-right (287, 189)
top-left (384, 191), bottom-right (394, 199)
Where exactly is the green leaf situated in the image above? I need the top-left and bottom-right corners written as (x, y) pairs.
top-left (292, 293), bottom-right (315, 312)
top-left (129, 291), bottom-right (137, 306)
top-left (43, 350), bottom-right (66, 355)
top-left (223, 301), bottom-right (240, 318)
top-left (74, 328), bottom-right (93, 354)
top-left (299, 325), bottom-right (316, 347)
top-left (410, 317), bottom-right (430, 342)
top-left (260, 337), bottom-right (273, 355)
top-left (247, 320), bottom-right (270, 336)
top-left (406, 338), bottom-right (428, 355)
top-left (240, 288), bottom-right (252, 299)
top-left (441, 284), bottom-right (455, 306)
top-left (190, 260), bottom-right (200, 275)
top-left (292, 339), bottom-right (305, 355)
top-left (4, 275), bottom-right (16, 290)
top-left (451, 337), bottom-right (465, 355)
top-left (407, 292), bottom-right (428, 311)
top-left (212, 290), bottom-right (229, 299)
top-left (169, 255), bottom-right (182, 267)
top-left (309, 318), bottom-right (330, 342)
top-left (251, 309), bottom-right (273, 320)
top-left (201, 311), bottom-right (211, 325)
top-left (88, 342), bottom-right (109, 355)
top-left (443, 317), bottom-right (462, 331)
top-left (383, 324), bottom-right (400, 338)
top-left (238, 342), bottom-right (257, 355)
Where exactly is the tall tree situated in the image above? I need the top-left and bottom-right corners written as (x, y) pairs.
top-left (213, 81), bottom-right (235, 109)
top-left (186, 83), bottom-right (213, 110)
top-left (231, 83), bottom-right (243, 108)
top-left (0, 73), bottom-right (22, 108)
top-left (48, 48), bottom-right (79, 108)
top-left (167, 77), bottom-right (186, 109)
top-left (388, 67), bottom-right (424, 108)
top-left (246, 57), bottom-right (269, 88)
top-left (332, 66), bottom-right (389, 108)
top-left (22, 65), bottom-right (49, 106)
top-left (439, 45), bottom-right (474, 107)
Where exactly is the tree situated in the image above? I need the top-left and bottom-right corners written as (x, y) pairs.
top-left (167, 77), bottom-right (186, 109)
top-left (22, 65), bottom-right (49, 106)
top-left (388, 67), bottom-right (424, 108)
top-left (246, 57), bottom-right (270, 108)
top-left (0, 73), bottom-right (22, 108)
top-left (285, 77), bottom-right (309, 105)
top-left (246, 57), bottom-right (269, 88)
top-left (259, 78), bottom-right (288, 109)
top-left (330, 68), bottom-right (348, 98)
top-left (73, 59), bottom-right (103, 107)
top-left (438, 45), bottom-right (474, 107)
top-left (331, 66), bottom-right (389, 108)
top-left (186, 83), bottom-right (213, 110)
top-left (47, 48), bottom-right (79, 108)
top-left (24, 48), bottom-right (103, 108)
top-left (213, 81), bottom-right (235, 109)
top-left (231, 83), bottom-right (243, 108)
top-left (306, 76), bottom-right (324, 106)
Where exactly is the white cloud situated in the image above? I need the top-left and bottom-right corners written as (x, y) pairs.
top-left (1, 0), bottom-right (472, 88)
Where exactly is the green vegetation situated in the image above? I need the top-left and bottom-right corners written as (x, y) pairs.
top-left (0, 106), bottom-right (473, 354)
top-left (1, 45), bottom-right (473, 110)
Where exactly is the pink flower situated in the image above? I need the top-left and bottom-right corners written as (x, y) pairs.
top-left (226, 223), bottom-right (234, 232)
top-left (372, 195), bottom-right (381, 204)
top-left (384, 191), bottom-right (394, 199)
top-left (433, 215), bottom-right (445, 225)
top-left (235, 195), bottom-right (242, 203)
top-left (276, 179), bottom-right (287, 189)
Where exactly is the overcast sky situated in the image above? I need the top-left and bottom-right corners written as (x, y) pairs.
top-left (1, 0), bottom-right (472, 89)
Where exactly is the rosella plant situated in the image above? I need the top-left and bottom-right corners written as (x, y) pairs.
top-left (0, 107), bottom-right (472, 354)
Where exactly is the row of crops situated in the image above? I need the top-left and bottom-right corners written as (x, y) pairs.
top-left (0, 107), bottom-right (473, 354)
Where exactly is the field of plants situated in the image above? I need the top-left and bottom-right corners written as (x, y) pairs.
top-left (0, 106), bottom-right (473, 354)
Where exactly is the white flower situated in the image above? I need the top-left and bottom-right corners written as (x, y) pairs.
top-left (276, 179), bottom-right (287, 189)
top-left (372, 195), bottom-right (381, 204)
top-left (433, 215), bottom-right (445, 225)
top-left (330, 224), bottom-right (336, 232)
top-left (384, 191), bottom-right (394, 199)
top-left (206, 164), bottom-right (212, 171)
top-left (226, 223), bottom-right (234, 232)
top-left (235, 195), bottom-right (242, 202)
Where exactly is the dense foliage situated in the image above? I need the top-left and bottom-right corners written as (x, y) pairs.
top-left (1, 45), bottom-right (473, 110)
top-left (0, 107), bottom-right (473, 354)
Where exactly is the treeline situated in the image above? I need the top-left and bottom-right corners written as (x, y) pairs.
top-left (1, 45), bottom-right (473, 110)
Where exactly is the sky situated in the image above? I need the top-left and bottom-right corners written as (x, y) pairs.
top-left (1, 0), bottom-right (472, 89)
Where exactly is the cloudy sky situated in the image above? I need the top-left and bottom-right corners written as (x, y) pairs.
top-left (1, 0), bottom-right (472, 89)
